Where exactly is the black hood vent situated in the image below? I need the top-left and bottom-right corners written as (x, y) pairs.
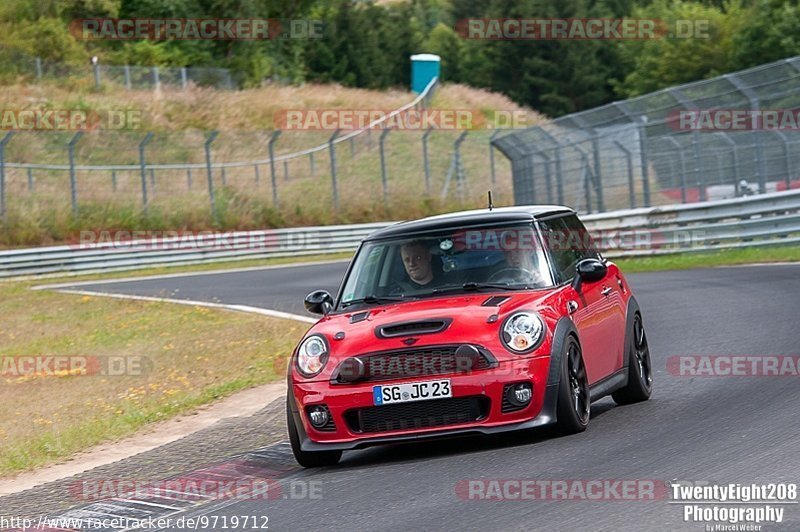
top-left (375, 318), bottom-right (452, 338)
top-left (481, 295), bottom-right (510, 307)
top-left (350, 311), bottom-right (370, 323)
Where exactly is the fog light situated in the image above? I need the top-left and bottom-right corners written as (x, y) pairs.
top-left (308, 405), bottom-right (329, 428)
top-left (506, 382), bottom-right (532, 407)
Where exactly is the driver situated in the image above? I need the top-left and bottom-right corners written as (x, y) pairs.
top-left (491, 231), bottom-right (545, 285)
top-left (494, 248), bottom-right (544, 285)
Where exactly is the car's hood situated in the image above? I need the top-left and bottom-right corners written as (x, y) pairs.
top-left (298, 290), bottom-right (562, 381)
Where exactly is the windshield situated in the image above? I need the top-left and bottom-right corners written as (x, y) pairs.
top-left (338, 224), bottom-right (554, 309)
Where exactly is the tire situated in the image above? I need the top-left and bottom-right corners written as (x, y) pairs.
top-left (286, 400), bottom-right (342, 468)
top-left (555, 336), bottom-right (591, 434)
top-left (612, 313), bottom-right (653, 405)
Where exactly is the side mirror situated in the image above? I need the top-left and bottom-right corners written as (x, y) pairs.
top-left (304, 290), bottom-right (333, 315)
top-left (571, 258), bottom-right (607, 292)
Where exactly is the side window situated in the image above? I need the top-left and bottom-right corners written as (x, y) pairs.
top-left (562, 214), bottom-right (600, 261)
top-left (539, 214), bottom-right (598, 283)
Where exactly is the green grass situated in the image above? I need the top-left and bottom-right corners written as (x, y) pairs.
top-left (614, 245), bottom-right (800, 273)
top-left (0, 280), bottom-right (305, 476)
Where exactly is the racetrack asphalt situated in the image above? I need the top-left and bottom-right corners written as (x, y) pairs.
top-left (36, 263), bottom-right (800, 531)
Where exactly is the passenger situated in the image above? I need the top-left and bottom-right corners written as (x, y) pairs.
top-left (400, 240), bottom-right (437, 288)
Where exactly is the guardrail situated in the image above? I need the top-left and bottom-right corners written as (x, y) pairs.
top-left (1, 190), bottom-right (799, 278)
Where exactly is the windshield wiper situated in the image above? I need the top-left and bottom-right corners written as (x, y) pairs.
top-left (341, 294), bottom-right (414, 308)
top-left (432, 282), bottom-right (529, 295)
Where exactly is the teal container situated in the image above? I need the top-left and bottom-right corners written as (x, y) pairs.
top-left (411, 53), bottom-right (441, 93)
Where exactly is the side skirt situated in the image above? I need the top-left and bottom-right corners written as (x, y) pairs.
top-left (589, 369), bottom-right (628, 402)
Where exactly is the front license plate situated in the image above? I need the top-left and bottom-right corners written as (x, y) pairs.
top-left (373, 379), bottom-right (452, 405)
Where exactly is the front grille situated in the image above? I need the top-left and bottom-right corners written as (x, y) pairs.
top-left (345, 396), bottom-right (489, 433)
top-left (333, 345), bottom-right (495, 384)
top-left (376, 319), bottom-right (451, 338)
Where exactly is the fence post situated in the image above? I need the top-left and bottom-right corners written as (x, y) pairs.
top-left (724, 74), bottom-right (767, 193)
top-left (454, 132), bottom-right (468, 201)
top-left (93, 62), bottom-right (101, 90)
top-left (283, 160), bottom-right (289, 181)
top-left (35, 58), bottom-right (42, 79)
top-left (204, 131), bottom-right (219, 221)
top-left (538, 153), bottom-right (554, 204)
top-left (187, 168), bottom-right (192, 189)
top-left (180, 67), bottom-right (188, 89)
top-left (221, 166), bottom-right (227, 186)
top-left (111, 169), bottom-right (117, 192)
top-left (489, 130), bottom-right (500, 186)
top-left (152, 66), bottom-right (160, 91)
top-left (591, 135), bottom-right (605, 211)
top-left (268, 130), bottom-right (281, 207)
top-left (379, 129), bottom-right (391, 205)
top-left (663, 137), bottom-right (687, 203)
top-left (637, 117), bottom-right (651, 207)
top-left (614, 140), bottom-right (636, 209)
top-left (329, 129), bottom-right (341, 210)
top-left (0, 132), bottom-right (14, 221)
top-left (309, 152), bottom-right (315, 177)
top-left (422, 127), bottom-right (433, 194)
top-left (67, 132), bottom-right (83, 214)
top-left (771, 131), bottom-right (792, 190)
top-left (537, 129), bottom-right (565, 205)
top-left (149, 168), bottom-right (156, 191)
top-left (691, 130), bottom-right (706, 202)
top-left (124, 65), bottom-right (131, 89)
top-left (27, 167), bottom-right (34, 192)
top-left (139, 133), bottom-right (154, 211)
top-left (714, 133), bottom-right (740, 195)
top-left (254, 164), bottom-right (260, 185)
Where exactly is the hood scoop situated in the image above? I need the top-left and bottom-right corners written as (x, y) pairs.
top-left (350, 311), bottom-right (370, 324)
top-left (375, 318), bottom-right (452, 338)
top-left (481, 295), bottom-right (510, 307)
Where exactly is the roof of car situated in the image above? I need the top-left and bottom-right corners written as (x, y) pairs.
top-left (365, 205), bottom-right (575, 240)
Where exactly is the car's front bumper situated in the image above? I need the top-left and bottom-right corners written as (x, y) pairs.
top-left (288, 355), bottom-right (559, 451)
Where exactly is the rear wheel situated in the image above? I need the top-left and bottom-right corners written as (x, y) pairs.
top-left (286, 400), bottom-right (342, 468)
top-left (555, 336), bottom-right (591, 434)
top-left (612, 313), bottom-right (653, 405)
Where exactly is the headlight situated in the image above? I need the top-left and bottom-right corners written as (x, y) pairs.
top-left (296, 335), bottom-right (329, 377)
top-left (501, 312), bottom-right (545, 353)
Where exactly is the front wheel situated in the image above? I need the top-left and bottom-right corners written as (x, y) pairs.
top-left (555, 336), bottom-right (591, 434)
top-left (286, 400), bottom-right (342, 468)
top-left (612, 313), bottom-right (653, 405)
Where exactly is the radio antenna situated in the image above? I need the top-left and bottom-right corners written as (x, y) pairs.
top-left (487, 191), bottom-right (494, 211)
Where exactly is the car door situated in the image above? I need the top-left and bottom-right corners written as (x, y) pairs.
top-left (539, 215), bottom-right (625, 384)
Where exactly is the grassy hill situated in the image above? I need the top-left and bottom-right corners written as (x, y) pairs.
top-left (0, 81), bottom-right (543, 247)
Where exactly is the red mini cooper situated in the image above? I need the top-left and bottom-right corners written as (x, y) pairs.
top-left (287, 206), bottom-right (652, 467)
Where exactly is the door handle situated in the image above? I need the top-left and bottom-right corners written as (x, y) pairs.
top-left (601, 286), bottom-right (613, 296)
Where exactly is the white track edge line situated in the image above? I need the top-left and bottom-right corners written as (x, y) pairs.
top-left (29, 258), bottom-right (350, 290)
top-left (55, 289), bottom-right (317, 324)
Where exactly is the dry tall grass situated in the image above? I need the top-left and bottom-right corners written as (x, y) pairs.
top-left (0, 80), bottom-right (545, 248)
